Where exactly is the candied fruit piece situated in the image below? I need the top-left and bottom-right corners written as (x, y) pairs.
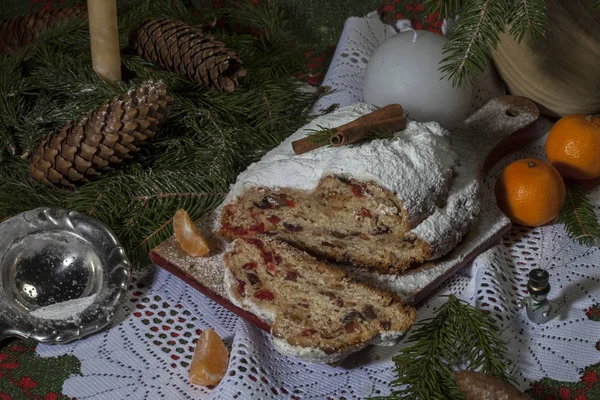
top-left (284, 199), bottom-right (296, 208)
top-left (344, 320), bottom-right (359, 333)
top-left (351, 184), bottom-right (364, 197)
top-left (248, 222), bottom-right (265, 233)
top-left (254, 198), bottom-right (276, 209)
top-left (247, 273), bottom-right (260, 286)
top-left (189, 328), bottom-right (229, 387)
top-left (244, 238), bottom-right (264, 248)
top-left (285, 271), bottom-right (299, 281)
top-left (283, 222), bottom-right (303, 232)
top-left (320, 291), bottom-right (336, 301)
top-left (242, 262), bottom-right (257, 271)
top-left (267, 215), bottom-right (281, 224)
top-left (362, 305), bottom-right (377, 320)
top-left (237, 279), bottom-right (246, 296)
top-left (261, 250), bottom-right (274, 263)
top-left (173, 209), bottom-right (210, 257)
top-left (266, 263), bottom-right (278, 276)
top-left (357, 208), bottom-right (372, 218)
top-left (254, 290), bottom-right (275, 301)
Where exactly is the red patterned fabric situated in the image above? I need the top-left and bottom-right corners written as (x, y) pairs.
top-left (8, 2), bottom-right (600, 400)
top-left (0, 341), bottom-right (76, 399)
top-left (529, 367), bottom-right (600, 400)
top-left (380, 0), bottom-right (443, 34)
top-left (28, 0), bottom-right (64, 12)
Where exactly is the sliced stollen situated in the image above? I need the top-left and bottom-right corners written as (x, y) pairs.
top-left (219, 103), bottom-right (480, 274)
top-left (223, 236), bottom-right (417, 363)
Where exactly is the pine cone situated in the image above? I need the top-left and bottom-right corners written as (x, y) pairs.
top-left (0, 8), bottom-right (87, 56)
top-left (29, 81), bottom-right (172, 187)
top-left (456, 371), bottom-right (533, 400)
top-left (130, 19), bottom-right (246, 92)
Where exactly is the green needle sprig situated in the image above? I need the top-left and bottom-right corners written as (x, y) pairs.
top-left (559, 182), bottom-right (600, 247)
top-left (0, 0), bottom-right (320, 264)
top-left (423, 0), bottom-right (553, 88)
top-left (375, 295), bottom-right (513, 400)
top-left (305, 125), bottom-right (394, 147)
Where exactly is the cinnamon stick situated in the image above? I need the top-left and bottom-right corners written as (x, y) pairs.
top-left (291, 136), bottom-right (323, 155)
top-left (291, 104), bottom-right (406, 155)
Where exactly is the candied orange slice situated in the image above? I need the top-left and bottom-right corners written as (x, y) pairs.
top-left (173, 209), bottom-right (210, 257)
top-left (189, 328), bottom-right (229, 386)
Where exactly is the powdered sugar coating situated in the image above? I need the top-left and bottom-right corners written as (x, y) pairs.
top-left (271, 336), bottom-right (366, 364)
top-left (224, 103), bottom-right (459, 228)
top-left (413, 161), bottom-right (481, 259)
top-left (272, 326), bottom-right (407, 362)
top-left (372, 329), bottom-right (406, 346)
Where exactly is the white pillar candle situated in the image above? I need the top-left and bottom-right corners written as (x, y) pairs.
top-left (363, 30), bottom-right (473, 129)
top-left (87, 0), bottom-right (121, 82)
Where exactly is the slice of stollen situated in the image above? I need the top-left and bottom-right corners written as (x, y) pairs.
top-left (223, 236), bottom-right (417, 363)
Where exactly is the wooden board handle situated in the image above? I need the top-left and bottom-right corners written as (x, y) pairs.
top-left (452, 95), bottom-right (541, 176)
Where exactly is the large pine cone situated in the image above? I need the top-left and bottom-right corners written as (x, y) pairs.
top-left (29, 81), bottom-right (172, 187)
top-left (130, 19), bottom-right (247, 92)
top-left (0, 8), bottom-right (87, 56)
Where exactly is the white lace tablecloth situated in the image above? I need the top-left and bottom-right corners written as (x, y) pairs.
top-left (38, 13), bottom-right (600, 399)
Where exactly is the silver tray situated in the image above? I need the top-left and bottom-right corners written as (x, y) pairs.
top-left (0, 208), bottom-right (130, 344)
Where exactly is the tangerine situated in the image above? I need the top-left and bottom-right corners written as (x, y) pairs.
top-left (189, 328), bottom-right (229, 386)
top-left (173, 209), bottom-right (210, 257)
top-left (545, 114), bottom-right (600, 180)
top-left (495, 158), bottom-right (566, 227)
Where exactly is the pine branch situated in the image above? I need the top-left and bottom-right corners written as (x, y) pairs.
top-left (0, 1), bottom-right (320, 266)
top-left (64, 167), bottom-right (227, 264)
top-left (507, 0), bottom-right (548, 43)
top-left (305, 125), bottom-right (336, 146)
top-left (558, 182), bottom-right (600, 247)
top-left (429, 0), bottom-right (549, 87)
top-left (221, 0), bottom-right (296, 47)
top-left (375, 295), bottom-right (513, 400)
top-left (0, 158), bottom-right (70, 217)
top-left (594, 0), bottom-right (600, 9)
top-left (440, 0), bottom-right (508, 87)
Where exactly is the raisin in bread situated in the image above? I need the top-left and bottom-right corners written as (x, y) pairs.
top-left (220, 103), bottom-right (480, 274)
top-left (223, 236), bottom-right (417, 363)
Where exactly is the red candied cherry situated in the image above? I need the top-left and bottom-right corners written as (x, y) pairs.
top-left (266, 263), bottom-right (278, 276)
top-left (237, 279), bottom-right (246, 296)
top-left (284, 199), bottom-right (296, 208)
top-left (351, 184), bottom-right (364, 197)
top-left (242, 262), bottom-right (257, 271)
top-left (254, 290), bottom-right (275, 301)
top-left (267, 216), bottom-right (281, 224)
top-left (357, 208), bottom-right (371, 218)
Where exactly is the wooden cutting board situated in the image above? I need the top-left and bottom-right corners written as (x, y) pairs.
top-left (149, 96), bottom-right (541, 332)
